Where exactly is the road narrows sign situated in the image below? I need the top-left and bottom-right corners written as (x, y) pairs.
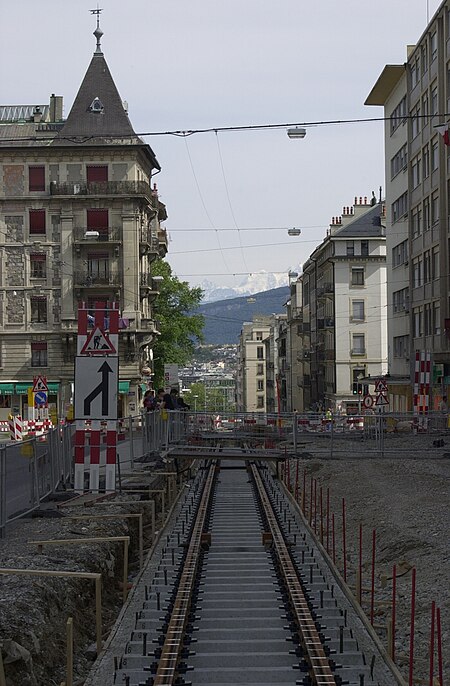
top-left (74, 357), bottom-right (118, 420)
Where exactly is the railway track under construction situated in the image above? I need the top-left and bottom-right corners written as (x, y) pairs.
top-left (94, 451), bottom-right (403, 686)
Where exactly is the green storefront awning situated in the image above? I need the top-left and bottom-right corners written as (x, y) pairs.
top-left (0, 383), bottom-right (14, 394)
top-left (15, 382), bottom-right (60, 395)
top-left (119, 381), bottom-right (130, 394)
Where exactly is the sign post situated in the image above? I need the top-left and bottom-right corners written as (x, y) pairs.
top-left (74, 302), bottom-right (119, 493)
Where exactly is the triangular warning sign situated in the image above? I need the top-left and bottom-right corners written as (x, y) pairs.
top-left (375, 378), bottom-right (388, 393)
top-left (375, 393), bottom-right (389, 406)
top-left (80, 326), bottom-right (116, 355)
top-left (32, 375), bottom-right (48, 392)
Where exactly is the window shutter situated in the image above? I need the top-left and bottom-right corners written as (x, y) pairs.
top-left (29, 166), bottom-right (45, 191)
top-left (87, 166), bottom-right (108, 183)
top-left (87, 209), bottom-right (108, 232)
top-left (29, 210), bottom-right (46, 234)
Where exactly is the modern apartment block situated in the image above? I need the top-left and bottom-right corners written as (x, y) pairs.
top-left (295, 198), bottom-right (387, 414)
top-left (0, 25), bottom-right (167, 422)
top-left (366, 0), bottom-right (450, 410)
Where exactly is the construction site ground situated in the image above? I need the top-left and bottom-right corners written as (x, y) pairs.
top-left (0, 433), bottom-right (448, 685)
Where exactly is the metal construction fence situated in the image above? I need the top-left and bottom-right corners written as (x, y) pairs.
top-left (1, 409), bottom-right (447, 536)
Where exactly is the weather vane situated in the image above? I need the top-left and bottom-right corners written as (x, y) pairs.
top-left (90, 6), bottom-right (104, 53)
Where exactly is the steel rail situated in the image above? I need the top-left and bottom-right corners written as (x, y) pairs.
top-left (251, 463), bottom-right (337, 686)
top-left (153, 461), bottom-right (217, 685)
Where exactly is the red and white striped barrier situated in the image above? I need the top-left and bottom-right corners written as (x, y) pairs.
top-left (9, 415), bottom-right (23, 441)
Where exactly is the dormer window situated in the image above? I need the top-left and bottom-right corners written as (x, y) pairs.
top-left (89, 97), bottom-right (104, 113)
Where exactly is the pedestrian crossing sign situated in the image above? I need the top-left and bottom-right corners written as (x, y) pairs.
top-left (80, 326), bottom-right (116, 355)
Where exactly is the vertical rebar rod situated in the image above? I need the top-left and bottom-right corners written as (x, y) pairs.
top-left (370, 529), bottom-right (376, 625)
top-left (342, 498), bottom-right (347, 583)
top-left (408, 568), bottom-right (416, 686)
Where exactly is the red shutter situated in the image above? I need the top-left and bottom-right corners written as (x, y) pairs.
top-left (29, 210), bottom-right (46, 234)
top-left (87, 165), bottom-right (108, 183)
top-left (29, 166), bottom-right (45, 191)
top-left (30, 253), bottom-right (46, 261)
top-left (87, 209), bottom-right (108, 231)
top-left (31, 341), bottom-right (47, 351)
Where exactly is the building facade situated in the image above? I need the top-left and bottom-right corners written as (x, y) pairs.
top-left (296, 197), bottom-right (388, 414)
top-left (0, 26), bottom-right (167, 422)
top-left (366, 0), bottom-right (450, 410)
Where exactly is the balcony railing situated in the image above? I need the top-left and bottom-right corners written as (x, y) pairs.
top-left (50, 180), bottom-right (155, 202)
top-left (72, 226), bottom-right (122, 242)
top-left (73, 270), bottom-right (121, 287)
top-left (140, 228), bottom-right (160, 251)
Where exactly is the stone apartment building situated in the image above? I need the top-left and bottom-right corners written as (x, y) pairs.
top-left (294, 197), bottom-right (388, 414)
top-left (0, 25), bottom-right (167, 422)
top-left (366, 0), bottom-right (450, 410)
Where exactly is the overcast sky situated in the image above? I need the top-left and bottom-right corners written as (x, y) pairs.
top-left (1, 0), bottom-right (442, 289)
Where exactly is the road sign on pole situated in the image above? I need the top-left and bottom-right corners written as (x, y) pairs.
top-left (33, 375), bottom-right (48, 392)
top-left (74, 357), bottom-right (118, 420)
top-left (363, 394), bottom-right (374, 409)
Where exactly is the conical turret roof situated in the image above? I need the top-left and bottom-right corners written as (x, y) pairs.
top-left (57, 51), bottom-right (136, 142)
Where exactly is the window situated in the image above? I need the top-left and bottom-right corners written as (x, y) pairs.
top-left (424, 303), bottom-right (433, 335)
top-left (424, 250), bottom-right (432, 283)
top-left (433, 301), bottom-right (441, 334)
top-left (431, 31), bottom-right (437, 61)
top-left (431, 82), bottom-right (438, 114)
top-left (411, 53), bottom-right (420, 88)
top-left (360, 241), bottom-right (369, 257)
top-left (431, 138), bottom-right (439, 170)
top-left (257, 379), bottom-right (264, 391)
top-left (411, 103), bottom-right (421, 138)
top-left (412, 205), bottom-right (422, 238)
top-left (87, 252), bottom-right (109, 282)
top-left (421, 42), bottom-right (428, 75)
top-left (31, 297), bottom-right (47, 323)
top-left (31, 341), bottom-right (47, 367)
top-left (394, 335), bottom-right (409, 358)
top-left (352, 300), bottom-right (365, 321)
top-left (29, 166), bottom-right (45, 192)
top-left (30, 254), bottom-right (46, 278)
top-left (413, 307), bottom-right (423, 337)
top-left (431, 192), bottom-right (439, 225)
top-left (351, 334), bottom-right (365, 355)
top-left (392, 192), bottom-right (408, 223)
top-left (411, 156), bottom-right (421, 188)
top-left (257, 363), bottom-right (264, 375)
top-left (393, 288), bottom-right (409, 313)
top-left (391, 96), bottom-right (407, 133)
top-left (346, 241), bottom-right (354, 256)
top-left (87, 209), bottom-right (108, 237)
top-left (351, 268), bottom-right (364, 286)
top-left (413, 256), bottom-right (423, 288)
top-left (422, 91), bottom-right (429, 119)
top-left (29, 210), bottom-right (46, 235)
top-left (255, 331), bottom-right (263, 341)
top-left (256, 396), bottom-right (264, 409)
top-left (392, 240), bottom-right (408, 267)
top-left (256, 346), bottom-right (264, 360)
top-left (422, 145), bottom-right (430, 179)
top-left (391, 144), bottom-right (408, 179)
top-left (432, 247), bottom-right (440, 280)
top-left (87, 165), bottom-right (108, 183)
top-left (423, 196), bottom-right (430, 231)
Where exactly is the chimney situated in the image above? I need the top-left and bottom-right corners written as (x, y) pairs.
top-left (49, 94), bottom-right (63, 122)
top-left (33, 106), bottom-right (42, 123)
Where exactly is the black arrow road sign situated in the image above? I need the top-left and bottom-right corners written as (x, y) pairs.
top-left (74, 356), bottom-right (118, 420)
top-left (83, 361), bottom-right (113, 415)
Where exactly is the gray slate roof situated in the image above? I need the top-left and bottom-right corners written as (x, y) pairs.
top-left (56, 51), bottom-right (136, 142)
top-left (333, 203), bottom-right (385, 238)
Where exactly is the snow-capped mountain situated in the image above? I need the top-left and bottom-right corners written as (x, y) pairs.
top-left (200, 269), bottom-right (300, 303)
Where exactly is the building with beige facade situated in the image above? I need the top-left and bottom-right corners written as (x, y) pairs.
top-left (366, 0), bottom-right (450, 410)
top-left (0, 24), bottom-right (167, 422)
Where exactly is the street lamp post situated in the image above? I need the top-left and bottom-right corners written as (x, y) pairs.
top-left (193, 395), bottom-right (198, 413)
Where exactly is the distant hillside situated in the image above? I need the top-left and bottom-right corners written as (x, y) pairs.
top-left (198, 286), bottom-right (289, 344)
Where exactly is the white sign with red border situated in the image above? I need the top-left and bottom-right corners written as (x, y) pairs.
top-left (32, 375), bottom-right (48, 392)
top-left (363, 394), bottom-right (374, 409)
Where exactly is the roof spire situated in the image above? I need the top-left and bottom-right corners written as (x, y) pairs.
top-left (90, 6), bottom-right (103, 54)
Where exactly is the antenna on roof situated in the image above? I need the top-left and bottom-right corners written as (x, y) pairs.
top-left (90, 6), bottom-right (104, 53)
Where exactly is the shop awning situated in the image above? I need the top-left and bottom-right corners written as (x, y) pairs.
top-left (15, 382), bottom-right (60, 394)
top-left (119, 381), bottom-right (130, 394)
top-left (0, 383), bottom-right (14, 394)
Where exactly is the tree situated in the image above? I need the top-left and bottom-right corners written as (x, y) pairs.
top-left (151, 259), bottom-right (204, 387)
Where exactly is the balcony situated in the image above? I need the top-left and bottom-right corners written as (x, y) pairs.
top-left (50, 180), bottom-right (156, 204)
top-left (73, 270), bottom-right (121, 287)
top-left (139, 228), bottom-right (160, 253)
top-left (157, 228), bottom-right (168, 256)
top-left (72, 226), bottom-right (122, 243)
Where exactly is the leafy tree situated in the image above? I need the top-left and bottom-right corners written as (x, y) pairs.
top-left (151, 259), bottom-right (204, 387)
